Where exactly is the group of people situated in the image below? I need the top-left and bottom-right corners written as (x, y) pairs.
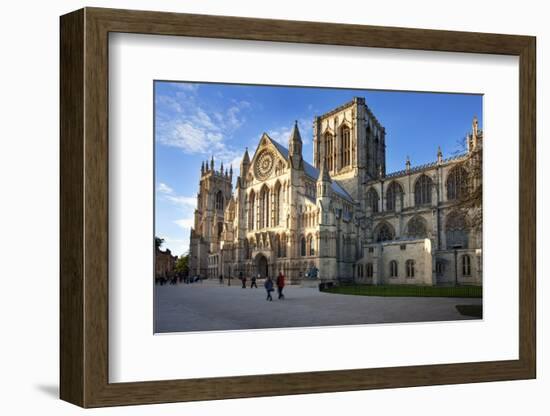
top-left (264, 273), bottom-right (285, 301)
top-left (155, 272), bottom-right (193, 286)
top-left (218, 271), bottom-right (286, 301)
top-left (239, 274), bottom-right (258, 289)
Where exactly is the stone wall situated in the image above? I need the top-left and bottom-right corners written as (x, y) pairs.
top-left (155, 248), bottom-right (177, 279)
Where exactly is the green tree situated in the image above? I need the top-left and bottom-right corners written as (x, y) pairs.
top-left (155, 236), bottom-right (164, 250)
top-left (175, 252), bottom-right (189, 276)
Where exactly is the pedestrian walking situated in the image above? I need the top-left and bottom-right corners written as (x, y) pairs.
top-left (250, 275), bottom-right (258, 288)
top-left (219, 274), bottom-right (223, 285)
top-left (241, 272), bottom-right (247, 289)
top-left (264, 277), bottom-right (274, 301)
top-left (276, 271), bottom-right (285, 299)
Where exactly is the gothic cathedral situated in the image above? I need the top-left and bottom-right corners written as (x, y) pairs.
top-left (189, 97), bottom-right (482, 285)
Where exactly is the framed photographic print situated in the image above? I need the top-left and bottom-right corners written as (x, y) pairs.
top-left (60, 7), bottom-right (536, 408)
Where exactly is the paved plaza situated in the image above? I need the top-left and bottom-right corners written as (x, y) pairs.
top-left (154, 281), bottom-right (482, 333)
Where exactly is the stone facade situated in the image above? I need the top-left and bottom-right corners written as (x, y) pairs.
top-left (188, 97), bottom-right (482, 286)
top-left (155, 247), bottom-right (177, 279)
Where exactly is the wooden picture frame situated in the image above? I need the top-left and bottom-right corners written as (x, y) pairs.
top-left (60, 7), bottom-right (536, 408)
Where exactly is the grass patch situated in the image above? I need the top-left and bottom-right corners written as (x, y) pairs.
top-left (323, 284), bottom-right (482, 298)
top-left (456, 304), bottom-right (483, 318)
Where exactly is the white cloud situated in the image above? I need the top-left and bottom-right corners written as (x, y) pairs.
top-left (156, 182), bottom-right (196, 256)
top-left (226, 106), bottom-right (245, 129)
top-left (156, 92), bottom-right (251, 166)
top-left (157, 182), bottom-right (196, 209)
top-left (268, 125), bottom-right (293, 145)
top-left (161, 121), bottom-right (224, 154)
top-left (191, 108), bottom-right (218, 131)
top-left (157, 182), bottom-right (173, 194)
top-left (174, 217), bottom-right (194, 229)
top-left (268, 117), bottom-right (312, 146)
top-left (169, 82), bottom-right (199, 92)
top-left (158, 235), bottom-right (190, 257)
top-left (166, 195), bottom-right (196, 209)
top-left (233, 99), bottom-right (251, 109)
top-left (229, 154), bottom-right (244, 172)
top-left (156, 95), bottom-right (182, 113)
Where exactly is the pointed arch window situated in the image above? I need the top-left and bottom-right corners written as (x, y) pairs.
top-left (446, 166), bottom-right (468, 201)
top-left (341, 126), bottom-right (351, 167)
top-left (248, 191), bottom-right (255, 230)
top-left (389, 260), bottom-right (398, 277)
top-left (259, 186), bottom-right (270, 229)
top-left (324, 132), bottom-right (334, 171)
top-left (445, 211), bottom-right (469, 249)
top-left (376, 223), bottom-right (394, 242)
top-left (273, 182), bottom-right (282, 226)
top-left (300, 236), bottom-right (307, 257)
top-left (215, 190), bottom-right (224, 210)
top-left (406, 260), bottom-right (415, 278)
top-left (274, 234), bottom-right (281, 258)
top-left (366, 187), bottom-right (379, 213)
top-left (307, 235), bottom-right (315, 256)
top-left (386, 181), bottom-right (403, 211)
top-left (462, 254), bottom-right (472, 276)
top-left (366, 262), bottom-right (374, 278)
top-left (414, 174), bottom-right (433, 206)
top-left (436, 260), bottom-right (445, 276)
top-left (407, 216), bottom-right (428, 238)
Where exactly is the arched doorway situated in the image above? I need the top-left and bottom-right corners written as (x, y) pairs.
top-left (256, 254), bottom-right (269, 279)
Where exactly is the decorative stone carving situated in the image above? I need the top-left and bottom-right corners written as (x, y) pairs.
top-left (254, 149), bottom-right (275, 180)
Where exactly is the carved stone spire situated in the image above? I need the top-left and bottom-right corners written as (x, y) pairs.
top-left (471, 116), bottom-right (479, 150)
top-left (319, 155), bottom-right (331, 184)
top-left (288, 120), bottom-right (303, 169)
top-left (289, 120), bottom-right (302, 149)
top-left (317, 151), bottom-right (331, 199)
top-left (240, 147), bottom-right (250, 176)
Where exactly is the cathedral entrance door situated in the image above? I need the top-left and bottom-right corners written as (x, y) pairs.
top-left (256, 254), bottom-right (269, 279)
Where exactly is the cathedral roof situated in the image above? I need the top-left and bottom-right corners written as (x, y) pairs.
top-left (383, 152), bottom-right (468, 180)
top-left (269, 137), bottom-right (289, 159)
top-left (263, 135), bottom-right (353, 202)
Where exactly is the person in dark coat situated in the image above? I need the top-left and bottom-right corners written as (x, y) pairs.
top-left (250, 274), bottom-right (258, 289)
top-left (264, 277), bottom-right (274, 301)
top-left (276, 272), bottom-right (285, 299)
top-left (219, 274), bottom-right (223, 285)
top-left (241, 273), bottom-right (247, 288)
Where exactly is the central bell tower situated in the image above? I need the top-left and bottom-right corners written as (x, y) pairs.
top-left (312, 97), bottom-right (386, 199)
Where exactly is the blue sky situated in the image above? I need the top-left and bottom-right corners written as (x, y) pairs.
top-left (155, 81), bottom-right (482, 256)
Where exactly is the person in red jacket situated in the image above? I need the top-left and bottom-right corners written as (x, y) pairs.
top-left (276, 272), bottom-right (285, 300)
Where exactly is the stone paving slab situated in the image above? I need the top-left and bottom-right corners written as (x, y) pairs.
top-left (154, 282), bottom-right (482, 333)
